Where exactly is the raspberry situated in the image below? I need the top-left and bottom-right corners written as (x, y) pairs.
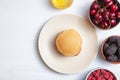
top-left (101, 78), bottom-right (106, 80)
top-left (108, 78), bottom-right (113, 80)
top-left (94, 73), bottom-right (100, 77)
top-left (96, 77), bottom-right (102, 80)
top-left (96, 69), bottom-right (101, 73)
top-left (101, 69), bottom-right (107, 74)
top-left (109, 75), bottom-right (114, 80)
top-left (87, 76), bottom-right (92, 80)
top-left (89, 74), bottom-right (94, 77)
top-left (93, 71), bottom-right (99, 76)
top-left (104, 72), bottom-right (110, 79)
top-left (91, 77), bottom-right (96, 80)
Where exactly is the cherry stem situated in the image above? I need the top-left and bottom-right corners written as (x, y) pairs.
top-left (115, 2), bottom-right (118, 6)
top-left (97, 6), bottom-right (107, 13)
top-left (108, 19), bottom-right (111, 29)
top-left (95, 0), bottom-right (98, 3)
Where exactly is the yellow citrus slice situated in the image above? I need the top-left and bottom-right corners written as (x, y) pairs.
top-left (51, 0), bottom-right (73, 9)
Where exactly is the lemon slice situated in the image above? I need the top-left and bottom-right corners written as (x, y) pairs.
top-left (51, 0), bottom-right (73, 9)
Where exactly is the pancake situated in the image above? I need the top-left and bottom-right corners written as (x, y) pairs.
top-left (56, 29), bottom-right (82, 56)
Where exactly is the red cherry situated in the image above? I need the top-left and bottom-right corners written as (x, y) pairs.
top-left (100, 21), bottom-right (109, 28)
top-left (104, 0), bottom-right (112, 3)
top-left (92, 19), bottom-right (100, 25)
top-left (103, 11), bottom-right (110, 21)
top-left (104, 10), bottom-right (110, 15)
top-left (116, 11), bottom-right (120, 19)
top-left (109, 12), bottom-right (116, 19)
top-left (94, 13), bottom-right (103, 21)
top-left (90, 9), bottom-right (96, 15)
top-left (110, 19), bottom-right (117, 27)
top-left (91, 2), bottom-right (100, 10)
top-left (110, 5), bottom-right (118, 12)
top-left (99, 8), bottom-right (105, 14)
top-left (103, 14), bottom-right (109, 21)
top-left (106, 1), bottom-right (113, 7)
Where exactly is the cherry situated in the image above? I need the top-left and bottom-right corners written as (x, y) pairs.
top-left (94, 13), bottom-right (103, 21)
top-left (104, 10), bottom-right (110, 15)
top-left (103, 11), bottom-right (110, 21)
top-left (104, 0), bottom-right (112, 3)
top-left (100, 21), bottom-right (109, 28)
top-left (109, 12), bottom-right (116, 19)
top-left (110, 19), bottom-right (117, 27)
top-left (90, 9), bottom-right (96, 15)
top-left (99, 8), bottom-right (105, 14)
top-left (116, 11), bottom-right (120, 19)
top-left (106, 1), bottom-right (113, 7)
top-left (92, 2), bottom-right (100, 10)
top-left (110, 5), bottom-right (118, 12)
top-left (92, 19), bottom-right (100, 25)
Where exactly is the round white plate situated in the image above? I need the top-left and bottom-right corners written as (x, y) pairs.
top-left (38, 14), bottom-right (98, 74)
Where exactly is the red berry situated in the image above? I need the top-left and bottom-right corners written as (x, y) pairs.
top-left (104, 73), bottom-right (110, 79)
top-left (104, 10), bottom-right (110, 15)
top-left (91, 77), bottom-right (96, 80)
top-left (96, 69), bottom-right (101, 73)
top-left (109, 75), bottom-right (114, 79)
top-left (94, 13), bottom-right (103, 21)
top-left (100, 21), bottom-right (109, 28)
top-left (101, 78), bottom-right (106, 80)
top-left (109, 12), bottom-right (116, 19)
top-left (92, 2), bottom-right (100, 10)
top-left (90, 9), bottom-right (96, 15)
top-left (116, 11), bottom-right (120, 19)
top-left (108, 78), bottom-right (113, 80)
top-left (88, 76), bottom-right (92, 80)
top-left (104, 0), bottom-right (113, 3)
top-left (106, 1), bottom-right (113, 7)
top-left (92, 19), bottom-right (100, 25)
top-left (110, 19), bottom-right (117, 27)
top-left (110, 5), bottom-right (118, 12)
top-left (96, 77), bottom-right (102, 80)
top-left (99, 8), bottom-right (105, 14)
top-left (103, 11), bottom-right (110, 20)
top-left (103, 14), bottom-right (109, 21)
top-left (101, 69), bottom-right (106, 73)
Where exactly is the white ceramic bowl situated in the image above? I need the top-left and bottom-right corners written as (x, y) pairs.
top-left (85, 68), bottom-right (119, 80)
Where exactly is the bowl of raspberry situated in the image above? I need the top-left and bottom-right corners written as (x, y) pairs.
top-left (89, 0), bottom-right (120, 30)
top-left (86, 68), bottom-right (119, 80)
top-left (101, 35), bottom-right (120, 64)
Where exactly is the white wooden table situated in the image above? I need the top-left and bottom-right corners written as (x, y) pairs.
top-left (0, 0), bottom-right (120, 80)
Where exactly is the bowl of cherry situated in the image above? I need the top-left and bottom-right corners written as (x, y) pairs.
top-left (85, 68), bottom-right (118, 80)
top-left (101, 35), bottom-right (120, 64)
top-left (89, 0), bottom-right (120, 30)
